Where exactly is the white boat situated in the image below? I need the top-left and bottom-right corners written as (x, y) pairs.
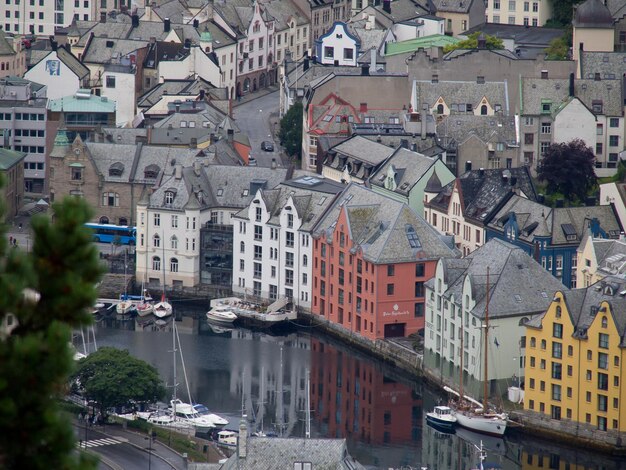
top-left (215, 430), bottom-right (238, 448)
top-left (154, 294), bottom-right (172, 318)
top-left (425, 405), bottom-right (457, 432)
top-left (116, 299), bottom-right (135, 315)
top-left (168, 398), bottom-right (215, 433)
top-left (206, 305), bottom-right (238, 324)
top-left (92, 301), bottom-right (105, 314)
top-left (193, 403), bottom-right (229, 428)
top-left (446, 269), bottom-right (508, 437)
top-left (136, 301), bottom-right (154, 317)
top-left (138, 410), bottom-right (194, 432)
top-left (209, 296), bottom-right (296, 327)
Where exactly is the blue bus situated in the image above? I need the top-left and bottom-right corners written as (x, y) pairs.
top-left (85, 223), bottom-right (136, 245)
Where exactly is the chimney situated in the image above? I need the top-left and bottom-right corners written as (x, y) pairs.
top-left (537, 193), bottom-right (545, 204)
top-left (479, 167), bottom-right (485, 177)
top-left (421, 104), bottom-right (428, 139)
top-left (100, 12), bottom-right (106, 23)
top-left (382, 0), bottom-right (391, 14)
top-left (271, 158), bottom-right (277, 169)
top-left (193, 19), bottom-right (199, 28)
top-left (361, 64), bottom-right (370, 76)
top-left (569, 73), bottom-right (575, 97)
top-left (184, 39), bottom-right (191, 49)
top-left (465, 161), bottom-right (472, 172)
top-left (238, 417), bottom-right (248, 459)
top-left (510, 176), bottom-right (517, 186)
top-left (164, 18), bottom-right (171, 32)
top-left (370, 47), bottom-right (376, 71)
top-left (132, 14), bottom-right (139, 27)
top-left (190, 137), bottom-right (198, 149)
top-left (199, 89), bottom-right (206, 100)
top-left (400, 139), bottom-right (409, 149)
top-left (227, 128), bottom-right (234, 142)
top-left (175, 164), bottom-right (182, 180)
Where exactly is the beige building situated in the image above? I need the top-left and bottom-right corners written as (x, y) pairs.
top-left (0, 32), bottom-right (26, 80)
top-left (430, 0), bottom-right (485, 36)
top-left (576, 234), bottom-right (626, 288)
top-left (485, 0), bottom-right (552, 27)
top-left (572, 0), bottom-right (615, 77)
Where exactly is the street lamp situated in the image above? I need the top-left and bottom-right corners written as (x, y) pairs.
top-left (145, 430), bottom-right (157, 470)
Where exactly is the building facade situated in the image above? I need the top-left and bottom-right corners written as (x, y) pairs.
top-left (0, 148), bottom-right (26, 221)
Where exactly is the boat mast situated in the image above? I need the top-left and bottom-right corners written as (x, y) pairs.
top-left (305, 368), bottom-right (311, 439)
top-left (483, 268), bottom-right (490, 410)
top-left (172, 319), bottom-right (177, 418)
top-left (459, 302), bottom-right (464, 400)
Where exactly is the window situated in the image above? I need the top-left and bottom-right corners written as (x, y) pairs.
top-left (106, 76), bottom-right (116, 88)
top-left (415, 282), bottom-right (424, 297)
top-left (254, 245), bottom-right (262, 260)
top-left (343, 48), bottom-right (353, 60)
top-left (414, 303), bottom-right (424, 317)
top-left (493, 0), bottom-right (500, 8)
top-left (553, 323), bottom-right (563, 339)
top-left (286, 232), bottom-right (294, 247)
top-left (165, 191), bottom-right (175, 205)
top-left (598, 372), bottom-right (609, 390)
top-left (170, 258), bottom-right (178, 272)
top-left (610, 117), bottom-right (619, 127)
top-left (153, 234), bottom-right (160, 248)
top-left (532, 1), bottom-right (538, 11)
top-left (541, 122), bottom-right (551, 134)
top-left (387, 265), bottom-right (395, 276)
top-left (508, 0), bottom-right (515, 10)
top-left (598, 352), bottom-right (608, 370)
top-left (610, 135), bottom-right (619, 146)
top-left (551, 384), bottom-right (561, 401)
top-left (254, 225), bottom-right (262, 241)
top-left (154, 213), bottom-right (160, 227)
top-left (387, 284), bottom-right (394, 295)
top-left (152, 256), bottom-right (161, 271)
top-left (102, 192), bottom-right (119, 207)
top-left (170, 236), bottom-right (178, 250)
top-left (551, 362), bottom-right (562, 380)
top-left (324, 46), bottom-right (334, 59)
top-left (415, 263), bottom-right (425, 277)
top-left (524, 133), bottom-right (534, 145)
top-left (71, 167), bottom-right (83, 181)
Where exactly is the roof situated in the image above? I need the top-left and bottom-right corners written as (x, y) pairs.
top-left (369, 147), bottom-right (441, 195)
top-left (579, 51), bottom-right (626, 80)
top-left (0, 30), bottom-right (16, 56)
top-left (428, 167), bottom-right (537, 224)
top-left (82, 37), bottom-right (148, 65)
top-left (56, 46), bottom-right (90, 79)
top-left (220, 437), bottom-right (364, 470)
top-left (327, 135), bottom-right (395, 166)
top-left (0, 148), bottom-right (27, 170)
top-left (385, 34), bottom-right (460, 56)
top-left (430, 0), bottom-right (474, 13)
top-left (314, 184), bottom-right (458, 264)
top-left (573, 0), bottom-right (614, 28)
top-left (463, 23), bottom-right (566, 47)
top-left (48, 91), bottom-right (116, 113)
top-left (413, 79), bottom-right (509, 115)
top-left (435, 114), bottom-right (517, 149)
top-left (435, 238), bottom-right (566, 320)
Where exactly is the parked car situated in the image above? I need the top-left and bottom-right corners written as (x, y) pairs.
top-left (248, 156), bottom-right (257, 166)
top-left (261, 141), bottom-right (274, 152)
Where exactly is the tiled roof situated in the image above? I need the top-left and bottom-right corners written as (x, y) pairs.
top-left (327, 135), bottom-right (395, 166)
top-left (386, 34), bottom-right (460, 56)
top-left (435, 114), bottom-right (517, 147)
top-left (82, 37), bottom-right (149, 65)
top-left (413, 79), bottom-right (509, 115)
top-left (0, 148), bottom-right (26, 170)
top-left (579, 51), bottom-right (626, 80)
top-left (369, 147), bottom-right (440, 195)
top-left (430, 0), bottom-right (475, 13)
top-left (314, 184), bottom-right (458, 264)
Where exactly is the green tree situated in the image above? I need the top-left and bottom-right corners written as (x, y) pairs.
top-left (537, 139), bottom-right (597, 202)
top-left (443, 32), bottom-right (504, 53)
top-left (279, 102), bottom-right (303, 158)
top-left (72, 347), bottom-right (166, 417)
top-left (0, 194), bottom-right (103, 469)
top-left (550, 0), bottom-right (581, 26)
top-left (544, 36), bottom-right (569, 60)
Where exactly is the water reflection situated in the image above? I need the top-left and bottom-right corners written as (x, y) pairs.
top-left (89, 312), bottom-right (626, 470)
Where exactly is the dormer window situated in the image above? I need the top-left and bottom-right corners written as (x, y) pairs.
top-left (109, 162), bottom-right (124, 177)
top-left (144, 164), bottom-right (160, 179)
top-left (165, 190), bottom-right (176, 205)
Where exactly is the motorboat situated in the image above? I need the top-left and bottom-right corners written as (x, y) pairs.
top-left (209, 296), bottom-right (296, 328)
top-left (215, 430), bottom-right (238, 448)
top-left (206, 305), bottom-right (238, 324)
top-left (92, 301), bottom-right (105, 314)
top-left (168, 399), bottom-right (215, 433)
top-left (425, 405), bottom-right (457, 432)
top-left (193, 404), bottom-right (229, 428)
top-left (137, 410), bottom-right (194, 433)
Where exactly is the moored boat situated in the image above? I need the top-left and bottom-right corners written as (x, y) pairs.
top-left (116, 298), bottom-right (135, 315)
top-left (206, 305), bottom-right (238, 324)
top-left (425, 405), bottom-right (457, 432)
top-left (215, 430), bottom-right (238, 448)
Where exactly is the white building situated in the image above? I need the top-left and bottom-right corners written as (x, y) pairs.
top-left (3, 0), bottom-right (93, 36)
top-left (315, 22), bottom-right (360, 67)
top-left (231, 175), bottom-right (343, 310)
top-left (24, 46), bottom-right (90, 100)
top-left (390, 16), bottom-right (445, 42)
top-left (423, 239), bottom-right (565, 398)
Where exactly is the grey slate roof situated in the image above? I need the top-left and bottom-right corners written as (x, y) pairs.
top-left (368, 0), bottom-right (429, 26)
top-left (428, 167), bottom-right (537, 223)
top-left (369, 147), bottom-right (439, 195)
top-left (413, 79), bottom-right (509, 115)
top-left (324, 135), bottom-right (396, 176)
top-left (520, 77), bottom-right (569, 115)
top-left (592, 238), bottom-right (626, 277)
top-left (82, 37), bottom-right (149, 65)
top-left (579, 51), bottom-right (626, 80)
top-left (76, 21), bottom-right (133, 47)
top-left (435, 114), bottom-right (517, 148)
top-left (137, 77), bottom-right (223, 110)
top-left (431, 0), bottom-right (475, 13)
top-left (436, 238), bottom-right (566, 320)
top-left (263, 0), bottom-right (308, 31)
top-left (220, 437), bottom-right (364, 470)
top-left (314, 184), bottom-right (458, 264)
top-left (0, 31), bottom-right (16, 56)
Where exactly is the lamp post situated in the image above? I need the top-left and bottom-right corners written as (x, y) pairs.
top-left (145, 430), bottom-right (157, 470)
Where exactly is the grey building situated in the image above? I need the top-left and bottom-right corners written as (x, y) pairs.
top-left (0, 76), bottom-right (50, 196)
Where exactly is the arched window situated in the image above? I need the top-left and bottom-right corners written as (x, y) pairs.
top-left (118, 217), bottom-right (128, 226)
top-left (530, 337), bottom-right (536, 348)
top-left (555, 306), bottom-right (562, 318)
top-left (153, 234), bottom-right (160, 248)
top-left (602, 316), bottom-right (608, 328)
top-left (152, 256), bottom-right (161, 271)
top-left (540, 339), bottom-right (546, 350)
top-left (170, 257), bottom-right (179, 273)
top-left (99, 216), bottom-right (109, 224)
top-left (437, 104), bottom-right (444, 114)
top-left (171, 235), bottom-right (178, 250)
top-left (240, 241), bottom-right (245, 253)
top-left (481, 105), bottom-right (487, 115)
top-left (303, 254), bottom-right (308, 266)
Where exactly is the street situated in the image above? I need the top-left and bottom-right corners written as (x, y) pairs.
top-left (233, 90), bottom-right (288, 168)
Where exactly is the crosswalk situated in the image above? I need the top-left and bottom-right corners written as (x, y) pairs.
top-left (77, 437), bottom-right (124, 448)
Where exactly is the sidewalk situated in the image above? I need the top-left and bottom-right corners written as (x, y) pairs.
top-left (233, 84), bottom-right (279, 108)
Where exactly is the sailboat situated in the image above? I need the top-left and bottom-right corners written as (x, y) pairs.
top-left (116, 249), bottom-right (136, 314)
top-left (447, 268), bottom-right (508, 437)
top-left (136, 288), bottom-right (154, 317)
top-left (154, 236), bottom-right (172, 318)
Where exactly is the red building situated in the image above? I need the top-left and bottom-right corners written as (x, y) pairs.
top-left (312, 185), bottom-right (457, 340)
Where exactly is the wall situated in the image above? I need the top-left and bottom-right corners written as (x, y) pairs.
top-left (316, 23), bottom-right (358, 67)
top-left (553, 99), bottom-right (595, 154)
top-left (573, 27), bottom-right (614, 74)
top-left (24, 51), bottom-right (80, 100)
top-left (101, 71), bottom-right (136, 127)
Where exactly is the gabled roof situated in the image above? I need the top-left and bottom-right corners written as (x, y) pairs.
top-left (430, 0), bottom-right (475, 13)
top-left (369, 147), bottom-right (441, 195)
top-left (82, 37), bottom-right (148, 65)
top-left (0, 148), bottom-right (27, 170)
top-left (56, 47), bottom-right (90, 79)
top-left (0, 30), bottom-right (16, 56)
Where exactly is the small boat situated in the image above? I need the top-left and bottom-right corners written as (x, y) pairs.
top-left (136, 301), bottom-right (154, 317)
top-left (139, 410), bottom-right (194, 432)
top-left (193, 404), bottom-right (229, 428)
top-left (154, 294), bottom-right (172, 318)
top-left (425, 405), bottom-right (457, 432)
top-left (206, 305), bottom-right (238, 324)
top-left (215, 430), bottom-right (238, 448)
top-left (116, 298), bottom-right (135, 315)
top-left (92, 301), bottom-right (105, 314)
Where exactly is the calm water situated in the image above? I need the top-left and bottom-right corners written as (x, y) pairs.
top-left (81, 305), bottom-right (624, 470)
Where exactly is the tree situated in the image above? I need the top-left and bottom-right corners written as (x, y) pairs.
top-left (544, 36), bottom-right (569, 60)
top-left (537, 139), bottom-right (597, 202)
top-left (279, 102), bottom-right (303, 158)
top-left (443, 32), bottom-right (504, 53)
top-left (0, 194), bottom-right (104, 469)
top-left (549, 0), bottom-right (580, 27)
top-left (72, 347), bottom-right (166, 417)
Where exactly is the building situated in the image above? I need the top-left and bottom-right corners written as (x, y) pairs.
top-left (0, 31), bottom-right (26, 79)
top-left (429, 0), bottom-right (485, 36)
top-left (523, 276), bottom-right (626, 436)
top-left (424, 167), bottom-right (537, 256)
top-left (486, 195), bottom-right (623, 287)
top-left (369, 146), bottom-right (455, 215)
top-left (47, 89), bottom-right (117, 143)
top-left (312, 184), bottom-right (458, 340)
top-left (572, 0), bottom-right (615, 76)
top-left (484, 0), bottom-right (553, 27)
top-left (0, 76), bottom-right (50, 196)
top-left (600, 181), bottom-right (626, 230)
top-left (0, 148), bottom-right (26, 221)
top-left (576, 235), bottom-right (626, 288)
top-left (24, 43), bottom-right (90, 101)
top-left (231, 175), bottom-right (344, 310)
top-left (321, 135), bottom-right (395, 184)
top-left (292, 0), bottom-right (352, 46)
top-left (264, 0), bottom-right (310, 65)
top-left (424, 238), bottom-right (565, 400)
top-left (2, 0), bottom-right (94, 36)
top-left (315, 22), bottom-right (360, 66)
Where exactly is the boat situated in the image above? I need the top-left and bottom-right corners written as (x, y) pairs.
top-left (168, 398), bottom-right (216, 433)
top-left (447, 268), bottom-right (508, 437)
top-left (154, 293), bottom-right (172, 318)
top-left (193, 404), bottom-right (229, 428)
top-left (92, 301), bottom-right (105, 314)
top-left (209, 296), bottom-right (296, 328)
top-left (136, 289), bottom-right (154, 317)
top-left (215, 430), bottom-right (238, 448)
top-left (138, 410), bottom-right (194, 432)
top-left (425, 405), bottom-right (457, 432)
top-left (206, 304), bottom-right (238, 324)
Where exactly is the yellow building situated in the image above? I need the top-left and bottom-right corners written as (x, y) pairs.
top-left (524, 277), bottom-right (626, 435)
top-left (572, 0), bottom-right (615, 78)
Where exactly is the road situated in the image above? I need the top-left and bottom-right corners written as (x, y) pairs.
top-left (232, 90), bottom-right (287, 168)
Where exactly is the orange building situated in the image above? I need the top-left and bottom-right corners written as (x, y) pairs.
top-left (310, 338), bottom-right (422, 445)
top-left (312, 184), bottom-right (457, 339)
